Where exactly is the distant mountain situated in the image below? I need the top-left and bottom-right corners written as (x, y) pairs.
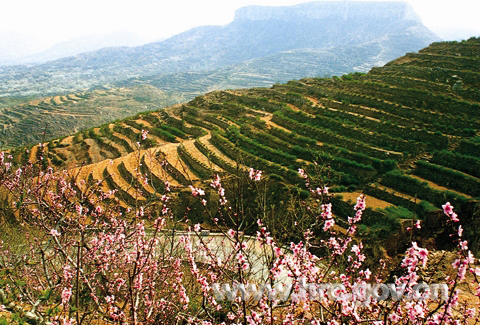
top-left (0, 31), bottom-right (47, 64)
top-left (0, 1), bottom-right (439, 97)
top-left (11, 31), bottom-right (147, 65)
top-left (117, 40), bottom-right (404, 98)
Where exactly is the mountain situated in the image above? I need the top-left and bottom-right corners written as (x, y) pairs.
top-left (10, 37), bottom-right (480, 251)
top-left (7, 31), bottom-right (147, 65)
top-left (116, 40), bottom-right (419, 98)
top-left (0, 1), bottom-right (439, 97)
top-left (0, 31), bottom-right (47, 64)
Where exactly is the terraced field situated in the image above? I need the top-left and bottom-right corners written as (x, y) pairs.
top-left (0, 85), bottom-right (184, 148)
top-left (9, 38), bottom-right (480, 233)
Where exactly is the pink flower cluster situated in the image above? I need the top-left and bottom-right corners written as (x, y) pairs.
top-left (249, 168), bottom-right (262, 181)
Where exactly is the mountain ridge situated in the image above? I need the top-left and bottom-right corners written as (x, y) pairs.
top-left (0, 1), bottom-right (439, 98)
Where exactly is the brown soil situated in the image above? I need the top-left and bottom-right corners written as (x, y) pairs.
top-left (142, 148), bottom-right (181, 187)
top-left (53, 96), bottom-right (63, 105)
top-left (201, 134), bottom-right (245, 170)
top-left (60, 136), bottom-right (74, 146)
top-left (410, 174), bottom-right (472, 198)
top-left (28, 145), bottom-right (38, 163)
top-left (182, 139), bottom-right (223, 172)
top-left (121, 152), bottom-right (157, 195)
top-left (261, 114), bottom-right (292, 133)
top-left (337, 191), bottom-right (394, 210)
top-left (135, 119), bottom-right (152, 128)
top-left (107, 158), bottom-right (146, 201)
top-left (112, 132), bottom-right (138, 151)
top-left (159, 143), bottom-right (199, 182)
top-left (84, 138), bottom-right (106, 163)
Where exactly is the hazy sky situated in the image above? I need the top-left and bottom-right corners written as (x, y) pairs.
top-left (1, 0), bottom-right (479, 48)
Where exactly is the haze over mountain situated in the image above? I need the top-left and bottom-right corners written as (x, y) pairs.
top-left (0, 31), bottom-right (47, 63)
top-left (1, 31), bottom-right (147, 66)
top-left (0, 1), bottom-right (439, 98)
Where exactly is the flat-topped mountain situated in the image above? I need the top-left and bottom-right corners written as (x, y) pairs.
top-left (0, 1), bottom-right (438, 97)
top-left (235, 1), bottom-right (420, 21)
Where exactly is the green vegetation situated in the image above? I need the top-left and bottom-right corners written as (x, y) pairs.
top-left (4, 37), bottom-right (480, 253)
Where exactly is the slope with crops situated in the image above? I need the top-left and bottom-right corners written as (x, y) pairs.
top-left (9, 37), bottom-right (480, 249)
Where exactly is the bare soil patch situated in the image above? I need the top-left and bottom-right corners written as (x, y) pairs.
top-left (337, 191), bottom-right (394, 210)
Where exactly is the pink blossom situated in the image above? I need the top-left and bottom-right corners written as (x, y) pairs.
top-left (298, 168), bottom-right (307, 178)
top-left (227, 229), bottom-right (235, 237)
top-left (466, 308), bottom-right (476, 318)
top-left (388, 312), bottom-right (400, 322)
top-left (141, 129), bottom-right (148, 141)
top-left (351, 244), bottom-right (361, 255)
top-left (450, 212), bottom-right (460, 222)
top-left (210, 174), bottom-right (221, 188)
top-left (458, 225), bottom-right (463, 237)
top-left (236, 253), bottom-right (245, 264)
top-left (50, 229), bottom-right (61, 237)
top-left (105, 295), bottom-right (115, 304)
top-left (61, 287), bottom-right (72, 305)
top-left (249, 168), bottom-right (262, 181)
top-left (189, 185), bottom-right (205, 196)
top-left (323, 219), bottom-right (335, 231)
top-left (442, 202), bottom-right (454, 214)
top-left (162, 204), bottom-right (169, 215)
top-left (354, 195), bottom-right (366, 211)
top-left (364, 268), bottom-right (372, 280)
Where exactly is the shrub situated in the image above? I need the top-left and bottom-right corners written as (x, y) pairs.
top-left (0, 153), bottom-right (478, 325)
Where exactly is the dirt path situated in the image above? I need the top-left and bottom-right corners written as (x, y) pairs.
top-left (337, 191), bottom-right (394, 210)
top-left (260, 114), bottom-right (292, 133)
top-left (375, 184), bottom-right (419, 202)
top-left (410, 174), bottom-right (472, 198)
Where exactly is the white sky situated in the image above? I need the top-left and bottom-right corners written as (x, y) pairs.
top-left (1, 0), bottom-right (479, 48)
